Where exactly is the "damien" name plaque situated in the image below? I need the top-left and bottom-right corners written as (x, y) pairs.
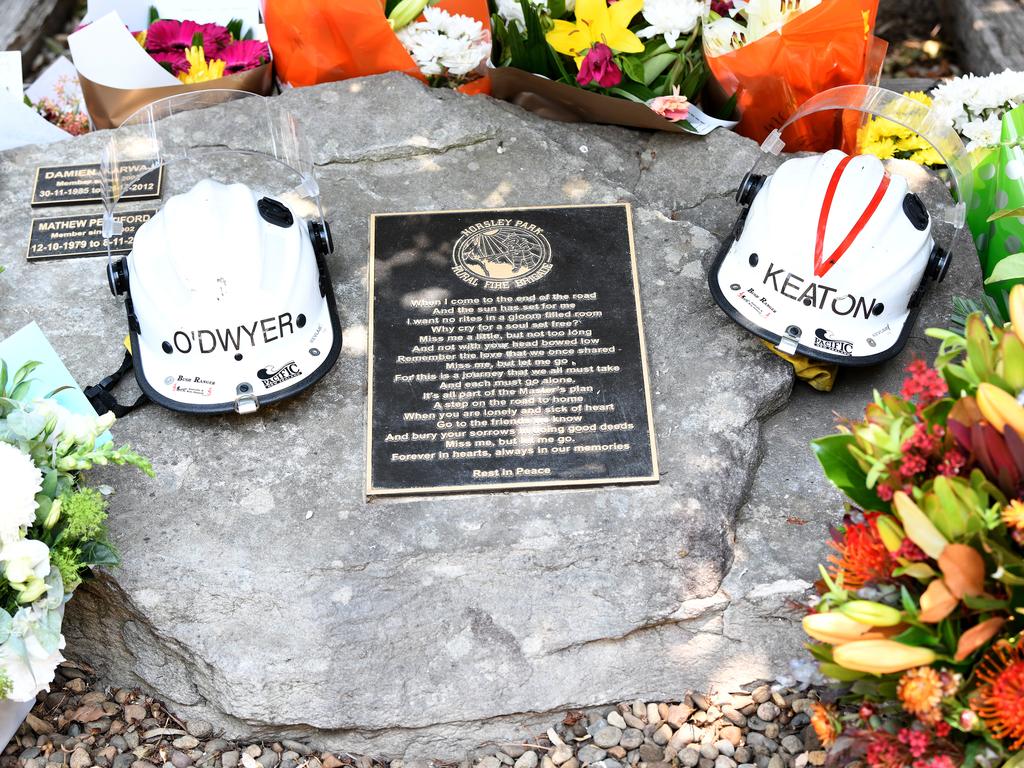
top-left (366, 203), bottom-right (659, 495)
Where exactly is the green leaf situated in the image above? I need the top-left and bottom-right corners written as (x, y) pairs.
top-left (641, 52), bottom-right (677, 86)
top-left (1002, 750), bottom-right (1024, 768)
top-left (226, 18), bottom-right (243, 41)
top-left (620, 55), bottom-right (645, 85)
top-left (985, 253), bottom-right (1024, 285)
top-left (11, 360), bottom-right (41, 389)
top-left (986, 207), bottom-right (1024, 222)
top-left (0, 359), bottom-right (7, 398)
top-left (818, 662), bottom-right (865, 682)
top-left (78, 541), bottom-right (120, 569)
top-left (901, 585), bottom-right (919, 617)
top-left (148, 5), bottom-right (160, 25)
top-left (811, 434), bottom-right (885, 511)
top-left (891, 625), bottom-right (941, 647)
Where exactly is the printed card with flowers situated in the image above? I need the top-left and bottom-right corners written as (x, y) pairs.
top-left (488, 0), bottom-right (737, 135)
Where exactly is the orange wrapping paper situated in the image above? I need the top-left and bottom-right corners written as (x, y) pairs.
top-left (264, 0), bottom-right (492, 95)
top-left (705, 0), bottom-right (881, 152)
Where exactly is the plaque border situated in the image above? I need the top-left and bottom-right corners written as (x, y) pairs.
top-left (366, 203), bottom-right (660, 497)
top-left (31, 164), bottom-right (164, 208)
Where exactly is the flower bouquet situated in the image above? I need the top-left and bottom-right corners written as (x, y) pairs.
top-left (488, 0), bottom-right (738, 135)
top-left (264, 0), bottom-right (492, 94)
top-left (68, 5), bottom-right (272, 129)
top-left (798, 286), bottom-right (1024, 767)
top-left (702, 0), bottom-right (885, 150)
top-left (0, 359), bottom-right (150, 743)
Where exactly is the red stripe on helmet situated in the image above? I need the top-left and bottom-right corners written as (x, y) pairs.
top-left (814, 156), bottom-right (892, 279)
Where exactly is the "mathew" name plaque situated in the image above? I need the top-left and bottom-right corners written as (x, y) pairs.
top-left (366, 203), bottom-right (658, 495)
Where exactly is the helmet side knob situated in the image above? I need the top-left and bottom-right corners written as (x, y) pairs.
top-left (108, 257), bottom-right (129, 296)
top-left (925, 245), bottom-right (952, 282)
top-left (308, 219), bottom-right (334, 257)
top-left (736, 173), bottom-right (766, 206)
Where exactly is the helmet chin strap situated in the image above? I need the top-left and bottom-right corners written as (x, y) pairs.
top-left (813, 155), bottom-right (891, 279)
top-left (84, 349), bottom-right (149, 418)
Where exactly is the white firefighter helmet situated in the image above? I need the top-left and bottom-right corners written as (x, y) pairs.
top-left (92, 90), bottom-right (340, 415)
top-left (709, 85), bottom-right (974, 366)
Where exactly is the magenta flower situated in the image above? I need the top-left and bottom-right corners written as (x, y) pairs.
top-left (151, 50), bottom-right (189, 75)
top-left (145, 19), bottom-right (231, 57)
top-left (710, 0), bottom-right (734, 14)
top-left (218, 39), bottom-right (271, 74)
top-left (576, 43), bottom-right (622, 89)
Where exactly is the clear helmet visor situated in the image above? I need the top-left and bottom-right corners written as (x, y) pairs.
top-left (100, 90), bottom-right (325, 264)
top-left (751, 84), bottom-right (973, 241)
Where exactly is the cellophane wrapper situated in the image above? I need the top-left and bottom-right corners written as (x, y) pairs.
top-left (703, 0), bottom-right (883, 152)
top-left (970, 104), bottom-right (1024, 316)
top-left (263, 0), bottom-right (491, 95)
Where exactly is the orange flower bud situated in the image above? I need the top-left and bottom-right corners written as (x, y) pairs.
top-left (918, 579), bottom-right (957, 623)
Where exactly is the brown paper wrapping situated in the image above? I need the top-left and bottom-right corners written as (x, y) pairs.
top-left (489, 67), bottom-right (692, 134)
top-left (78, 63), bottom-right (274, 129)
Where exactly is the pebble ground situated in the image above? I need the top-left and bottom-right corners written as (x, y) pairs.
top-left (3, 663), bottom-right (831, 768)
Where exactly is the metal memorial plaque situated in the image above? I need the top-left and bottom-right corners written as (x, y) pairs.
top-left (367, 203), bottom-right (659, 495)
top-left (32, 163), bottom-right (162, 207)
top-left (27, 209), bottom-right (155, 262)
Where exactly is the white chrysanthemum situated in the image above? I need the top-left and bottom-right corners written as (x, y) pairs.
top-left (0, 442), bottom-right (41, 544)
top-left (495, 0), bottom-right (575, 31)
top-left (397, 7), bottom-right (491, 78)
top-left (638, 0), bottom-right (702, 48)
top-left (962, 114), bottom-right (1004, 152)
top-left (932, 69), bottom-right (1024, 136)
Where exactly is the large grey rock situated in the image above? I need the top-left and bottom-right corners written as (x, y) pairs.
top-left (939, 0), bottom-right (1024, 75)
top-left (0, 73), bottom-right (979, 758)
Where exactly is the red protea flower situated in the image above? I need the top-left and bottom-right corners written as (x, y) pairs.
top-left (828, 514), bottom-right (894, 590)
top-left (972, 640), bottom-right (1024, 750)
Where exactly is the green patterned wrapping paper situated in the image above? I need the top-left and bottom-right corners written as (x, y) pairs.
top-left (970, 103), bottom-right (1024, 316)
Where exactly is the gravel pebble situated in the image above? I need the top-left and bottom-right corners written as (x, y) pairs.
top-left (514, 751), bottom-right (539, 768)
top-left (578, 745), bottom-right (608, 765)
top-left (594, 726), bottom-right (623, 749)
top-left (679, 748), bottom-right (701, 768)
top-left (606, 712), bottom-right (627, 730)
top-left (715, 741), bottom-right (735, 758)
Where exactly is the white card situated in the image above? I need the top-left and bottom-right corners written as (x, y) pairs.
top-left (25, 56), bottom-right (83, 108)
top-left (68, 11), bottom-right (180, 89)
top-left (82, 0), bottom-right (261, 33)
top-left (154, 0), bottom-right (261, 34)
top-left (0, 91), bottom-right (71, 151)
top-left (0, 51), bottom-right (23, 99)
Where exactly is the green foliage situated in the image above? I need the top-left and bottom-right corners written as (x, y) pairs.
top-left (811, 434), bottom-right (884, 511)
top-left (0, 668), bottom-right (11, 700)
top-left (50, 546), bottom-right (84, 592)
top-left (59, 488), bottom-right (107, 544)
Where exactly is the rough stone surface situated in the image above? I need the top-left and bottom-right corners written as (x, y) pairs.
top-left (0, 73), bottom-right (980, 758)
top-left (939, 0), bottom-right (1024, 75)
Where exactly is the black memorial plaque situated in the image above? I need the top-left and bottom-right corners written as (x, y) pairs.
top-left (27, 209), bottom-right (155, 262)
top-left (31, 163), bottom-right (162, 207)
top-left (367, 203), bottom-right (659, 495)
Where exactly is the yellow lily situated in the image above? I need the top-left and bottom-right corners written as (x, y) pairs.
top-left (546, 0), bottom-right (645, 66)
top-left (833, 640), bottom-right (937, 675)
